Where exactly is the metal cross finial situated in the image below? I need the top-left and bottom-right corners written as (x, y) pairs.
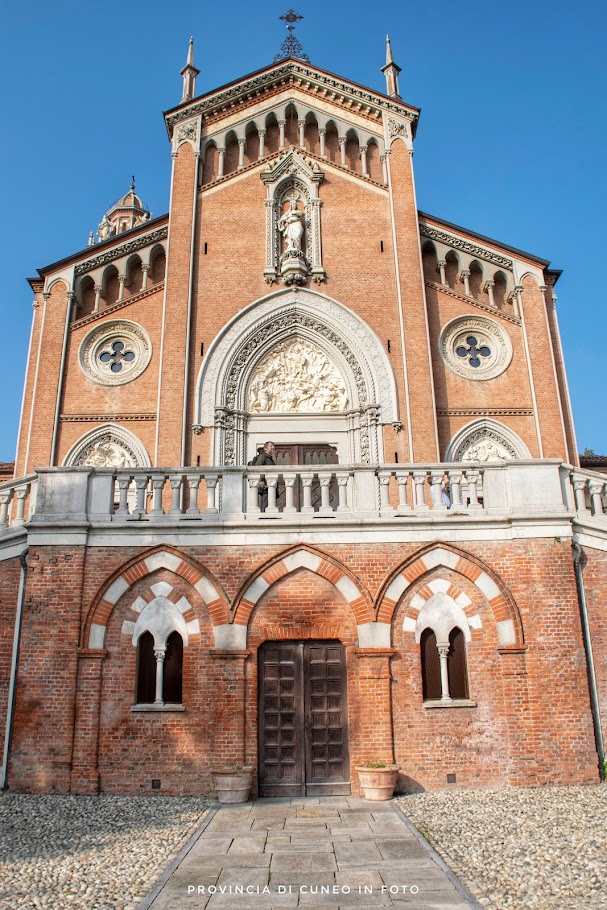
top-left (275, 9), bottom-right (309, 62)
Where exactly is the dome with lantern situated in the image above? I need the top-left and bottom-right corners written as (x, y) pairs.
top-left (95, 179), bottom-right (151, 243)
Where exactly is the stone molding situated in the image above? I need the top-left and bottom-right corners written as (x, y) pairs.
top-left (445, 419), bottom-right (531, 463)
top-left (424, 280), bottom-right (521, 326)
top-left (78, 320), bottom-right (152, 387)
top-left (420, 223), bottom-right (513, 270)
top-left (63, 423), bottom-right (151, 469)
top-left (74, 227), bottom-right (168, 276)
top-left (166, 60), bottom-right (419, 136)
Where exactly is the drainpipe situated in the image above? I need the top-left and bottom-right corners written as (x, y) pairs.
top-left (572, 541), bottom-right (605, 779)
top-left (1, 548), bottom-right (28, 790)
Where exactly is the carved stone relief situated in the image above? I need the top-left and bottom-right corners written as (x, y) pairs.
top-left (79, 320), bottom-right (152, 387)
top-left (450, 426), bottom-right (522, 463)
top-left (248, 338), bottom-right (348, 413)
top-left (77, 439), bottom-right (137, 468)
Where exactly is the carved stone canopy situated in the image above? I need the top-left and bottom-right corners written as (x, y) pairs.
top-left (248, 337), bottom-right (348, 413)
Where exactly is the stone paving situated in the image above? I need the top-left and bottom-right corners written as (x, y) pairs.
top-left (144, 797), bottom-right (477, 910)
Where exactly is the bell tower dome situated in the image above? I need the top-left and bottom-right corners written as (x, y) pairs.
top-left (96, 179), bottom-right (151, 242)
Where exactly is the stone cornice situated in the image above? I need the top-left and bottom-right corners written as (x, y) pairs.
top-left (165, 59), bottom-right (419, 138)
top-left (60, 413), bottom-right (157, 422)
top-left (420, 223), bottom-right (514, 270)
top-left (424, 281), bottom-right (521, 326)
top-left (70, 282), bottom-right (164, 331)
top-left (74, 227), bottom-right (168, 276)
top-left (437, 408), bottom-right (533, 417)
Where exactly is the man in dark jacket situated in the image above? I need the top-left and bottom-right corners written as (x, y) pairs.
top-left (253, 441), bottom-right (276, 511)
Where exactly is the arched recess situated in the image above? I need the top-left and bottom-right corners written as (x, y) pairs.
top-left (194, 287), bottom-right (399, 465)
top-left (84, 545), bottom-right (230, 649)
top-left (231, 545), bottom-right (374, 630)
top-left (375, 542), bottom-right (524, 649)
top-left (445, 419), bottom-right (531, 463)
top-left (63, 423), bottom-right (151, 468)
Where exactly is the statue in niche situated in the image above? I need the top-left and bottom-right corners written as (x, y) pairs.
top-left (278, 197), bottom-right (305, 254)
top-left (248, 338), bottom-right (348, 413)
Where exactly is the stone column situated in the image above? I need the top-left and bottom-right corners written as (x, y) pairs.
top-left (339, 137), bottom-right (347, 166)
top-left (217, 148), bottom-right (225, 177)
top-left (460, 269), bottom-right (471, 296)
top-left (353, 649), bottom-right (396, 777)
top-left (94, 284), bottom-right (102, 310)
top-left (70, 649), bottom-right (108, 795)
top-left (437, 644), bottom-right (451, 700)
top-left (210, 650), bottom-right (251, 767)
top-left (154, 648), bottom-right (165, 703)
top-left (238, 138), bottom-right (246, 169)
top-left (436, 260), bottom-right (446, 286)
top-left (141, 264), bottom-right (149, 290)
top-left (118, 274), bottom-right (126, 301)
top-left (258, 129), bottom-right (266, 159)
top-left (360, 146), bottom-right (369, 177)
top-left (319, 128), bottom-right (326, 158)
top-left (278, 120), bottom-right (286, 148)
top-left (298, 120), bottom-right (305, 148)
top-left (485, 279), bottom-right (495, 306)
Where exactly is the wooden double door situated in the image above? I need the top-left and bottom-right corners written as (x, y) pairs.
top-left (258, 641), bottom-right (350, 796)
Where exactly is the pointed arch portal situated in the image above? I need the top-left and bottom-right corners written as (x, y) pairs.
top-left (194, 287), bottom-right (399, 465)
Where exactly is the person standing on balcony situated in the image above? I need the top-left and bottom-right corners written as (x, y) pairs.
top-left (252, 441), bottom-right (276, 512)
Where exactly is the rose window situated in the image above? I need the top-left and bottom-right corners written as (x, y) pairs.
top-left (79, 320), bottom-right (152, 386)
top-left (98, 340), bottom-right (136, 374)
top-left (439, 316), bottom-right (512, 381)
top-left (455, 336), bottom-right (492, 369)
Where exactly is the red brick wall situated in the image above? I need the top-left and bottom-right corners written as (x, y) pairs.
top-left (5, 538), bottom-right (600, 794)
top-left (0, 557), bottom-right (22, 763)
top-left (576, 545), bottom-right (607, 747)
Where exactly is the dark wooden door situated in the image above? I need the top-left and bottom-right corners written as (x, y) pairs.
top-left (258, 640), bottom-right (350, 797)
top-left (274, 445), bottom-right (338, 511)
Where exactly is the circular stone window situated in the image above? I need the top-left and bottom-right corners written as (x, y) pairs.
top-left (439, 316), bottom-right (512, 381)
top-left (79, 320), bottom-right (152, 386)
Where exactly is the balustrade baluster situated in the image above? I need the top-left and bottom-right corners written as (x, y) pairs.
top-left (336, 473), bottom-right (350, 512)
top-left (0, 489), bottom-right (14, 528)
top-left (284, 476), bottom-right (297, 513)
top-left (413, 471), bottom-right (429, 511)
top-left (247, 474), bottom-right (261, 514)
top-left (395, 471), bottom-right (411, 513)
top-left (134, 476), bottom-right (147, 516)
top-left (205, 474), bottom-right (219, 513)
top-left (430, 472), bottom-right (447, 512)
top-left (571, 474), bottom-right (590, 513)
top-left (318, 472), bottom-right (333, 514)
top-left (379, 473), bottom-right (394, 513)
top-left (588, 479), bottom-right (606, 517)
top-left (115, 477), bottom-right (131, 517)
top-left (186, 475), bottom-right (201, 515)
top-left (301, 473), bottom-right (314, 513)
top-left (150, 475), bottom-right (166, 517)
top-left (169, 475), bottom-right (183, 515)
top-left (465, 470), bottom-right (482, 510)
top-left (449, 471), bottom-right (463, 509)
top-left (266, 476), bottom-right (279, 514)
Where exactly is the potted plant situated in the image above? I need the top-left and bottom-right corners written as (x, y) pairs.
top-left (355, 761), bottom-right (400, 800)
top-left (211, 765), bottom-right (254, 803)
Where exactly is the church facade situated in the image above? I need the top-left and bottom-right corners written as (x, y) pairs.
top-left (1, 34), bottom-right (606, 797)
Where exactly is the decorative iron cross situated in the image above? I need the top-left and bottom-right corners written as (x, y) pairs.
top-left (275, 9), bottom-right (309, 62)
top-left (99, 341), bottom-right (136, 373)
top-left (456, 335), bottom-right (491, 368)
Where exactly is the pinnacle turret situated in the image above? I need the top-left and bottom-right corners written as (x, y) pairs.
top-left (381, 34), bottom-right (401, 98)
top-left (180, 37), bottom-right (200, 103)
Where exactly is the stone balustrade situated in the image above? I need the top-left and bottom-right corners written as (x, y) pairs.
top-left (568, 468), bottom-right (607, 519)
top-left (0, 475), bottom-right (37, 530)
top-left (0, 459), bottom-right (579, 533)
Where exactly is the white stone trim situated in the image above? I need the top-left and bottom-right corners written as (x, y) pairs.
top-left (89, 623), bottom-right (106, 648)
top-left (213, 623), bottom-right (247, 649)
top-left (283, 550), bottom-right (321, 573)
top-left (475, 572), bottom-right (501, 601)
top-left (497, 619), bottom-right (516, 646)
top-left (421, 548), bottom-right (459, 571)
top-left (335, 575), bottom-right (362, 603)
top-left (357, 622), bottom-right (391, 647)
top-left (105, 576), bottom-right (129, 605)
top-left (243, 576), bottom-right (269, 603)
top-left (384, 574), bottom-right (410, 603)
top-left (151, 581), bottom-right (173, 598)
top-left (194, 576), bottom-right (220, 604)
top-left (144, 551), bottom-right (182, 574)
top-left (414, 592), bottom-right (472, 643)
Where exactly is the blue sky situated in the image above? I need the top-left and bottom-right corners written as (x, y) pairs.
top-left (1, 0), bottom-right (605, 461)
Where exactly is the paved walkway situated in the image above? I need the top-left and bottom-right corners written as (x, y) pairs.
top-left (142, 797), bottom-right (479, 910)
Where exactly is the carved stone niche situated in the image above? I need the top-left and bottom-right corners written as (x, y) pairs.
top-left (261, 148), bottom-right (325, 286)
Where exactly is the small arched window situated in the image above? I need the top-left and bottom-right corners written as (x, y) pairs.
top-left (420, 625), bottom-right (469, 702)
top-left (163, 631), bottom-right (183, 704)
top-left (136, 631), bottom-right (156, 703)
top-left (420, 628), bottom-right (441, 700)
top-left (447, 627), bottom-right (469, 700)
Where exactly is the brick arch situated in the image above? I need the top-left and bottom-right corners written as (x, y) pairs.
top-left (376, 543), bottom-right (524, 649)
top-left (84, 546), bottom-right (229, 649)
top-left (231, 545), bottom-right (373, 628)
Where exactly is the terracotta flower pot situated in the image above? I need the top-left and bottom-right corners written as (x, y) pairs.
top-left (211, 766), bottom-right (254, 804)
top-left (355, 765), bottom-right (400, 801)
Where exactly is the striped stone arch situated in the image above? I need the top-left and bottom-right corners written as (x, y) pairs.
top-left (231, 545), bottom-right (373, 627)
top-left (84, 547), bottom-right (229, 649)
top-left (375, 544), bottom-right (524, 649)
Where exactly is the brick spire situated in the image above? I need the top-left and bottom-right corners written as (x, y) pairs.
top-left (381, 35), bottom-right (401, 98)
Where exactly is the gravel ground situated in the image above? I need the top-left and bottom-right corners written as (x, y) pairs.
top-left (0, 793), bottom-right (211, 910)
top-left (399, 784), bottom-right (607, 910)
